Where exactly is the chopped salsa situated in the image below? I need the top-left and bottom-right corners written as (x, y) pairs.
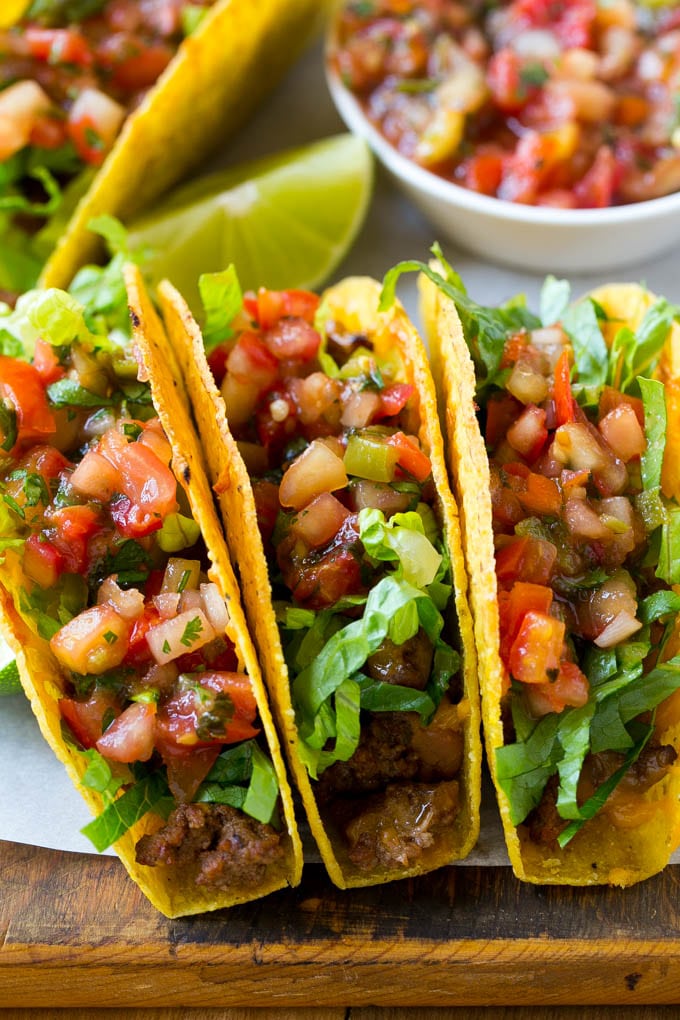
top-left (383, 255), bottom-right (680, 850)
top-left (0, 279), bottom-right (284, 888)
top-left (209, 278), bottom-right (467, 874)
top-left (332, 0), bottom-right (680, 208)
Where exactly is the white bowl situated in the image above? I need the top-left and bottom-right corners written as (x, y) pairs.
top-left (326, 64), bottom-right (680, 276)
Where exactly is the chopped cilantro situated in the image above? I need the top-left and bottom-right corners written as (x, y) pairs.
top-left (180, 615), bottom-right (203, 647)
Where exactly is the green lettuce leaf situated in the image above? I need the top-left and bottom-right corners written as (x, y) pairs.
top-left (198, 265), bottom-right (243, 353)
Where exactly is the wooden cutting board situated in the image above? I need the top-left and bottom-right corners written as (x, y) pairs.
top-left (1, 840), bottom-right (679, 1008)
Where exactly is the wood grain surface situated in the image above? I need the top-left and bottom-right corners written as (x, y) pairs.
top-left (2, 840), bottom-right (680, 1009)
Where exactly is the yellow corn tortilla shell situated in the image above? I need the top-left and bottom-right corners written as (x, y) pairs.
top-left (0, 286), bottom-right (302, 919)
top-left (39, 0), bottom-right (328, 291)
top-left (124, 262), bottom-right (303, 911)
top-left (156, 273), bottom-right (481, 888)
top-left (421, 271), bottom-right (680, 885)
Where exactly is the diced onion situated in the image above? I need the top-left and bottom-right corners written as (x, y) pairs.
top-left (598, 404), bottom-right (646, 462)
top-left (97, 577), bottom-right (145, 620)
top-left (340, 390), bottom-right (381, 428)
top-left (279, 439), bottom-right (348, 510)
top-left (161, 558), bottom-right (200, 594)
top-left (153, 591), bottom-right (181, 620)
top-left (594, 610), bottom-right (642, 648)
top-left (555, 422), bottom-right (607, 471)
top-left (564, 497), bottom-right (611, 539)
top-left (146, 608), bottom-right (215, 665)
top-left (178, 588), bottom-right (202, 614)
top-left (506, 359), bottom-right (549, 405)
top-left (200, 582), bottom-right (230, 635)
top-left (70, 449), bottom-right (121, 501)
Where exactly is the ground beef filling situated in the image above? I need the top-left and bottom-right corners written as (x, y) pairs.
top-left (317, 711), bottom-right (462, 871)
top-left (343, 781), bottom-right (460, 871)
top-left (135, 803), bottom-right (284, 890)
top-left (525, 742), bottom-right (678, 848)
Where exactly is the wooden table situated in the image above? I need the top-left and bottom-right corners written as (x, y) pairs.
top-left (2, 839), bottom-right (680, 1009)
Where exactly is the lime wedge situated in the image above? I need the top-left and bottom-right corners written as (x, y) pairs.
top-left (126, 134), bottom-right (373, 314)
top-left (0, 633), bottom-right (21, 696)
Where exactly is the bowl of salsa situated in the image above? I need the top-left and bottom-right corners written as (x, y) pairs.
top-left (326, 0), bottom-right (680, 273)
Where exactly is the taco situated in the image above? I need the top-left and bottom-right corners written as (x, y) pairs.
top-left (0, 264), bottom-right (302, 917)
top-left (415, 256), bottom-right (680, 886)
top-left (1, 0), bottom-right (325, 299)
top-left (138, 264), bottom-right (482, 889)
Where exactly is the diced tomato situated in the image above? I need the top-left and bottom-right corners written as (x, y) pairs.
top-left (509, 610), bottom-right (565, 685)
top-left (51, 605), bottom-right (131, 675)
top-left (524, 660), bottom-right (590, 716)
top-left (23, 534), bottom-right (65, 589)
top-left (24, 27), bottom-right (93, 66)
top-left (32, 339), bottom-right (65, 385)
top-left (291, 491), bottom-right (350, 549)
top-left (376, 383), bottom-right (414, 418)
top-left (487, 48), bottom-right (530, 114)
top-left (516, 472), bottom-right (562, 516)
top-left (96, 701), bottom-right (156, 763)
top-left (573, 146), bottom-right (617, 209)
top-left (0, 356), bottom-right (56, 451)
top-left (51, 504), bottom-right (101, 544)
top-left (251, 478), bottom-right (282, 547)
top-left (28, 115), bottom-right (69, 151)
top-left (255, 387), bottom-right (297, 454)
top-left (155, 741), bottom-right (220, 803)
top-left (112, 44), bottom-right (174, 92)
top-left (485, 392), bottom-right (523, 447)
top-left (226, 330), bottom-right (279, 388)
top-left (553, 348), bottom-right (576, 426)
top-left (500, 333), bottom-right (530, 370)
top-left (124, 604), bottom-right (161, 666)
top-left (498, 580), bottom-right (553, 663)
top-left (598, 386), bottom-right (644, 427)
top-left (463, 152), bottom-right (503, 196)
top-left (50, 504), bottom-right (101, 573)
top-left (110, 441), bottom-right (178, 537)
top-left (59, 689), bottom-right (121, 749)
top-left (286, 543), bottom-right (365, 610)
top-left (495, 534), bottom-right (557, 587)
top-left (155, 671), bottom-right (259, 751)
top-left (174, 643), bottom-right (239, 676)
top-left (387, 431), bottom-right (431, 482)
top-left (250, 288), bottom-right (320, 329)
top-left (67, 114), bottom-right (106, 166)
top-left (262, 318), bottom-right (321, 362)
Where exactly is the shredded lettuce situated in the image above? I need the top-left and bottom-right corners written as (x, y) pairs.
top-left (81, 769), bottom-right (170, 853)
top-left (195, 740), bottom-right (280, 825)
top-left (198, 265), bottom-right (243, 353)
top-left (386, 248), bottom-right (680, 843)
top-left (358, 506), bottom-right (442, 588)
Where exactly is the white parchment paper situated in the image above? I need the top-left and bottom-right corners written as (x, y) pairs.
top-left (2, 39), bottom-right (680, 864)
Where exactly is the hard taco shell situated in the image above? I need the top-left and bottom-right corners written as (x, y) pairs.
top-left (154, 272), bottom-right (482, 888)
top-left (0, 271), bottom-right (303, 918)
top-left (421, 270), bottom-right (680, 886)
